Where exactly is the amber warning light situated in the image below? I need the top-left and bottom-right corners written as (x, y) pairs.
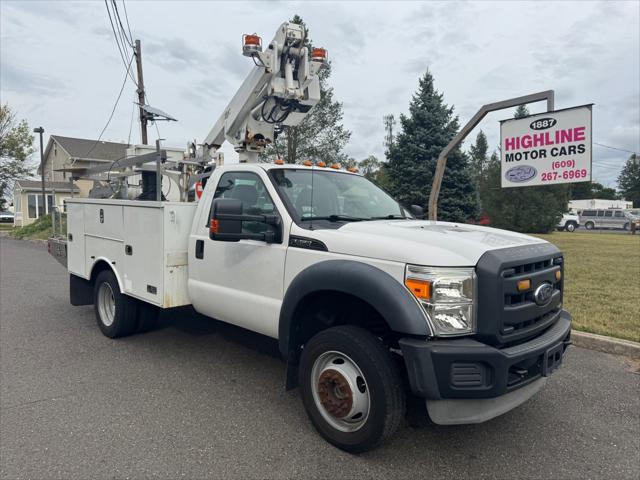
top-left (242, 34), bottom-right (262, 56)
top-left (311, 48), bottom-right (328, 63)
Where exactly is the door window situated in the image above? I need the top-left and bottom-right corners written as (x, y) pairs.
top-left (614, 211), bottom-right (623, 218)
top-left (604, 211), bottom-right (613, 217)
top-left (210, 172), bottom-right (277, 235)
top-left (597, 210), bottom-right (604, 217)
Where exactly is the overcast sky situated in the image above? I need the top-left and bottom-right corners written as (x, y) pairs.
top-left (1, 0), bottom-right (638, 187)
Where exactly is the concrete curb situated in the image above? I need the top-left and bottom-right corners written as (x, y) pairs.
top-left (572, 330), bottom-right (640, 358)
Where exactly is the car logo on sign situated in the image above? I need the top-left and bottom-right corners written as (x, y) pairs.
top-left (534, 282), bottom-right (554, 306)
top-left (505, 165), bottom-right (537, 183)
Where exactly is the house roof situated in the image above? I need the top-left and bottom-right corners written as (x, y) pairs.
top-left (49, 135), bottom-right (129, 162)
top-left (15, 180), bottom-right (80, 193)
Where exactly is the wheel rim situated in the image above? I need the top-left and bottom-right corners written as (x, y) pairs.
top-left (567, 224), bottom-right (575, 232)
top-left (97, 282), bottom-right (116, 327)
top-left (310, 351), bottom-right (370, 433)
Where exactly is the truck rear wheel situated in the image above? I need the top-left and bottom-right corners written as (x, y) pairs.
top-left (298, 326), bottom-right (405, 453)
top-left (94, 270), bottom-right (138, 338)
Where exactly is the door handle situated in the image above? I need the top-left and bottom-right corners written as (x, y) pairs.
top-left (195, 239), bottom-right (204, 259)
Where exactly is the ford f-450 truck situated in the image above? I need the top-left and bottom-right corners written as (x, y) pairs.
top-left (50, 21), bottom-right (571, 452)
top-left (56, 162), bottom-right (571, 452)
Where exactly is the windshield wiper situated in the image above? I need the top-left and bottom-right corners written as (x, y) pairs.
top-left (300, 215), bottom-right (368, 222)
top-left (368, 215), bottom-right (407, 220)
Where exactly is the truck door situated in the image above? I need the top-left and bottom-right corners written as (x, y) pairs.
top-left (188, 170), bottom-right (288, 338)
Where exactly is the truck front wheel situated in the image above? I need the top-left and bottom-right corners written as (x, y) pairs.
top-left (298, 326), bottom-right (405, 453)
top-left (93, 270), bottom-right (138, 338)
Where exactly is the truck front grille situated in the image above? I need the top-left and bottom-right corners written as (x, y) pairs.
top-left (476, 243), bottom-right (564, 346)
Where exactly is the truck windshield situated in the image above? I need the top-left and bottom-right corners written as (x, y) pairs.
top-left (270, 168), bottom-right (406, 223)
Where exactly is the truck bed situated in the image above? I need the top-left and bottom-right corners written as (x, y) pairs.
top-left (65, 198), bottom-right (198, 308)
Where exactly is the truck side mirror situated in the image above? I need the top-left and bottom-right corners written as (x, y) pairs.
top-left (209, 198), bottom-right (282, 243)
top-left (409, 205), bottom-right (425, 219)
top-left (210, 198), bottom-right (243, 241)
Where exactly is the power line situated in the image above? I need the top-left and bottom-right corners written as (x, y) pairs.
top-left (104, 0), bottom-right (137, 87)
top-left (121, 0), bottom-right (134, 43)
top-left (594, 142), bottom-right (638, 155)
top-left (83, 54), bottom-right (135, 158)
top-left (112, 0), bottom-right (134, 48)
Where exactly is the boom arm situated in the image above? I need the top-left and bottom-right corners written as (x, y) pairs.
top-left (202, 22), bottom-right (327, 163)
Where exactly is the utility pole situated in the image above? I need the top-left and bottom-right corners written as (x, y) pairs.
top-left (134, 39), bottom-right (148, 145)
top-left (33, 127), bottom-right (45, 218)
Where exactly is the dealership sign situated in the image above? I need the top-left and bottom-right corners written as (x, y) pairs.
top-left (500, 105), bottom-right (592, 188)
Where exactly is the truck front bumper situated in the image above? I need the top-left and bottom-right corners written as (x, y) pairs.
top-left (399, 310), bottom-right (572, 424)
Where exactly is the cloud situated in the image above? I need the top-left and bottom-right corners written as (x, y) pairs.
top-left (0, 62), bottom-right (66, 96)
top-left (145, 37), bottom-right (211, 72)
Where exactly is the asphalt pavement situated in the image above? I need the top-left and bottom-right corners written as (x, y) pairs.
top-left (1, 237), bottom-right (639, 479)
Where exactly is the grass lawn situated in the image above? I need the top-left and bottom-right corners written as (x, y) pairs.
top-left (0, 223), bottom-right (14, 231)
top-left (535, 232), bottom-right (640, 342)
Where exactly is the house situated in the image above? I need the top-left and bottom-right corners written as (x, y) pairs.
top-left (12, 180), bottom-right (79, 227)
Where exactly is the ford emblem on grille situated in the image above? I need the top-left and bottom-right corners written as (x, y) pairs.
top-left (534, 282), bottom-right (554, 306)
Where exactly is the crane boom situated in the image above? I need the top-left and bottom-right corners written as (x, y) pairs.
top-left (202, 22), bottom-right (327, 163)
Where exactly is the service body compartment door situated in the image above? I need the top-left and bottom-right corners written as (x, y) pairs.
top-left (122, 206), bottom-right (164, 305)
top-left (66, 202), bottom-right (86, 277)
top-left (84, 203), bottom-right (124, 240)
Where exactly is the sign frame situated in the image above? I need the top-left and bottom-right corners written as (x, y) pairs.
top-left (499, 104), bottom-right (593, 188)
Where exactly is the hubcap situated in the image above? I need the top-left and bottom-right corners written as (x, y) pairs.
top-left (311, 351), bottom-right (370, 432)
top-left (97, 282), bottom-right (116, 327)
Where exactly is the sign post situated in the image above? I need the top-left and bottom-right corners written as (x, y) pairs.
top-left (500, 105), bottom-right (592, 188)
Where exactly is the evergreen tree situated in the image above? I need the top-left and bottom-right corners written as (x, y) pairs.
top-left (480, 105), bottom-right (569, 233)
top-left (0, 104), bottom-right (34, 210)
top-left (260, 15), bottom-right (351, 164)
top-left (469, 130), bottom-right (489, 178)
top-left (386, 71), bottom-right (478, 222)
top-left (618, 153), bottom-right (640, 207)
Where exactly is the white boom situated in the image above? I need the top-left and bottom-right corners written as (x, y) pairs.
top-left (202, 22), bottom-right (327, 163)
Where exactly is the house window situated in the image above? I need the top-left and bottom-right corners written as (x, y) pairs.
top-left (28, 194), bottom-right (38, 219)
top-left (27, 193), bottom-right (54, 219)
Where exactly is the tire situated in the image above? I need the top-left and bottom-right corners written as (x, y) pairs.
top-left (623, 222), bottom-right (629, 230)
top-left (298, 326), bottom-right (405, 453)
top-left (93, 270), bottom-right (138, 338)
top-left (585, 221), bottom-right (595, 230)
top-left (565, 222), bottom-right (576, 232)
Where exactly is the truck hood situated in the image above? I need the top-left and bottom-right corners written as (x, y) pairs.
top-left (306, 220), bottom-right (548, 266)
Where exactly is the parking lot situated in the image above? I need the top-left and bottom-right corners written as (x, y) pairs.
top-left (1, 236), bottom-right (639, 479)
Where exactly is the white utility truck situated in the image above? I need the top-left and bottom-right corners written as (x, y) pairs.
top-left (51, 22), bottom-right (571, 452)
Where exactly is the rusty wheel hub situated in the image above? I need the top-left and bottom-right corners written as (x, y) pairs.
top-left (317, 369), bottom-right (353, 418)
top-left (311, 351), bottom-right (370, 433)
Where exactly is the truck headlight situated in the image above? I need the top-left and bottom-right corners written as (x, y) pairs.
top-left (405, 265), bottom-right (477, 337)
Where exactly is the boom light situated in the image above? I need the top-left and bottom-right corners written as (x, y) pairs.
top-left (242, 34), bottom-right (262, 57)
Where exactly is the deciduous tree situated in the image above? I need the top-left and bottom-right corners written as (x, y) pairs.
top-left (618, 154), bottom-right (640, 207)
top-left (0, 104), bottom-right (34, 210)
